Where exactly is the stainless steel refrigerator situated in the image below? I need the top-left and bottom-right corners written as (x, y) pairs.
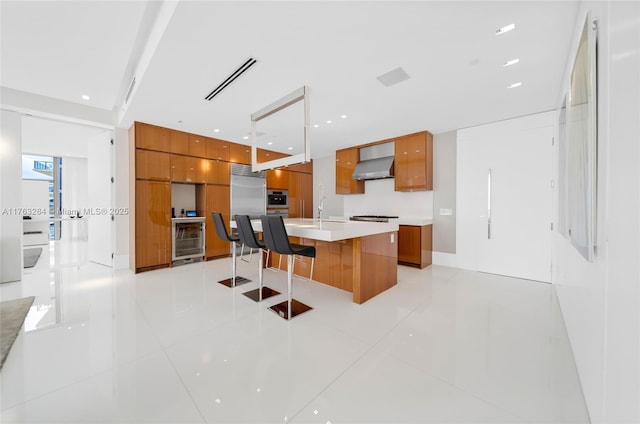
top-left (230, 164), bottom-right (266, 220)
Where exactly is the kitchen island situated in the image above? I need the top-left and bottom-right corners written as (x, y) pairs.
top-left (238, 218), bottom-right (399, 304)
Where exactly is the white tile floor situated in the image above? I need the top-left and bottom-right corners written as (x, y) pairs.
top-left (0, 241), bottom-right (590, 423)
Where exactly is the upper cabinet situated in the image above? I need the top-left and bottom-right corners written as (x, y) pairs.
top-left (394, 131), bottom-right (433, 191)
top-left (188, 134), bottom-right (207, 157)
top-left (168, 130), bottom-right (189, 155)
top-left (206, 138), bottom-right (230, 161)
top-left (229, 142), bottom-right (251, 164)
top-left (134, 122), bottom-right (170, 151)
top-left (336, 147), bottom-right (364, 194)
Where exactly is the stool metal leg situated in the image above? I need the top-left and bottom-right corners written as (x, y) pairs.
top-left (287, 254), bottom-right (294, 319)
top-left (241, 248), bottom-right (280, 302)
top-left (217, 241), bottom-right (251, 288)
top-left (268, 254), bottom-right (312, 320)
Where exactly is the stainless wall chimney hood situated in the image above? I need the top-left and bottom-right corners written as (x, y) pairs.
top-left (352, 141), bottom-right (395, 180)
top-left (352, 156), bottom-right (394, 180)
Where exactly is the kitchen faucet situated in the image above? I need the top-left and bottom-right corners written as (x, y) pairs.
top-left (317, 196), bottom-right (325, 222)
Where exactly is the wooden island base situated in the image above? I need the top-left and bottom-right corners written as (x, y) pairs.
top-left (269, 231), bottom-right (398, 304)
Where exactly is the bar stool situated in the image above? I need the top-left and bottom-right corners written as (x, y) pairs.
top-left (235, 215), bottom-right (281, 302)
top-left (211, 212), bottom-right (251, 287)
top-left (260, 215), bottom-right (315, 320)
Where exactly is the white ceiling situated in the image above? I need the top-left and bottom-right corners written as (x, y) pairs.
top-left (1, 1), bottom-right (579, 159)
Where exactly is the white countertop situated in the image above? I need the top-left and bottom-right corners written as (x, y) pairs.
top-left (232, 218), bottom-right (399, 242)
top-left (172, 217), bottom-right (206, 221)
top-left (397, 217), bottom-right (433, 226)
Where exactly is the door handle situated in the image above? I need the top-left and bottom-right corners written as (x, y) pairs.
top-left (487, 168), bottom-right (492, 239)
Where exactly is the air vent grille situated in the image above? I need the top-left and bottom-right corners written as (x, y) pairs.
top-left (205, 58), bottom-right (257, 101)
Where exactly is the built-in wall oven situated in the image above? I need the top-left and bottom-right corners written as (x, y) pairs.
top-left (267, 189), bottom-right (288, 218)
top-left (267, 190), bottom-right (288, 208)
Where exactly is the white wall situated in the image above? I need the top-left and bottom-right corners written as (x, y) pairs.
top-left (552, 2), bottom-right (640, 423)
top-left (21, 116), bottom-right (106, 158)
top-left (313, 153), bottom-right (344, 218)
top-left (0, 110), bottom-right (24, 282)
top-left (343, 179), bottom-right (433, 218)
top-left (171, 183), bottom-right (196, 215)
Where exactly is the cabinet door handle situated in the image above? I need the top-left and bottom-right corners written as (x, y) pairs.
top-left (487, 168), bottom-right (492, 239)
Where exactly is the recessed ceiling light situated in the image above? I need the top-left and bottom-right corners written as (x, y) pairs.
top-left (213, 129), bottom-right (220, 133)
top-left (81, 94), bottom-right (90, 100)
top-left (503, 58), bottom-right (520, 67)
top-left (267, 142), bottom-right (273, 145)
top-left (495, 23), bottom-right (515, 36)
top-left (242, 136), bottom-right (249, 140)
top-left (313, 124), bottom-right (319, 128)
top-left (508, 82), bottom-right (522, 88)
top-left (326, 120), bottom-right (332, 124)
top-left (287, 147), bottom-right (293, 150)
top-left (340, 114), bottom-right (347, 119)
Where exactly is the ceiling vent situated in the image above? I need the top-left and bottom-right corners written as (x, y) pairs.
top-left (205, 58), bottom-right (257, 101)
top-left (376, 67), bottom-right (410, 87)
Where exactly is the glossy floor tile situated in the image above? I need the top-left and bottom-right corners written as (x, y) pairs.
top-left (0, 241), bottom-right (589, 423)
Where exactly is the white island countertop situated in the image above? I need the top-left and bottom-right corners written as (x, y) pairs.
top-left (234, 218), bottom-right (399, 242)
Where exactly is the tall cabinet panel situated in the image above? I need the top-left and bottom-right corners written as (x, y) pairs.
top-left (135, 180), bottom-right (171, 269)
top-left (289, 172), bottom-right (313, 218)
top-left (205, 185), bottom-right (231, 258)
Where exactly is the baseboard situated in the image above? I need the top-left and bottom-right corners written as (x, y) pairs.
top-left (432, 252), bottom-right (459, 268)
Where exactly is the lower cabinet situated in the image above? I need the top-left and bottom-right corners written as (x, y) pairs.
top-left (398, 224), bottom-right (432, 268)
top-left (135, 180), bottom-right (171, 270)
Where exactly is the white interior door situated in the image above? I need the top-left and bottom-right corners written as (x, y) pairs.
top-left (87, 131), bottom-right (114, 266)
top-left (458, 113), bottom-right (553, 282)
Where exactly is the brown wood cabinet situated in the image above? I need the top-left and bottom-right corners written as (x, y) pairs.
top-left (287, 160), bottom-right (313, 174)
top-left (205, 185), bottom-right (231, 258)
top-left (289, 172), bottom-right (313, 218)
top-left (336, 147), bottom-right (364, 194)
top-left (266, 168), bottom-right (289, 189)
top-left (394, 132), bottom-right (433, 191)
top-left (170, 156), bottom-right (206, 183)
top-left (398, 224), bottom-right (432, 268)
top-left (168, 130), bottom-right (189, 155)
top-left (229, 142), bottom-right (251, 164)
top-left (134, 180), bottom-right (171, 270)
top-left (134, 122), bottom-right (170, 151)
top-left (206, 138), bottom-right (230, 161)
top-left (136, 150), bottom-right (171, 181)
top-left (189, 134), bottom-right (207, 157)
top-left (207, 160), bottom-right (230, 185)
top-left (170, 155), bottom-right (186, 182)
